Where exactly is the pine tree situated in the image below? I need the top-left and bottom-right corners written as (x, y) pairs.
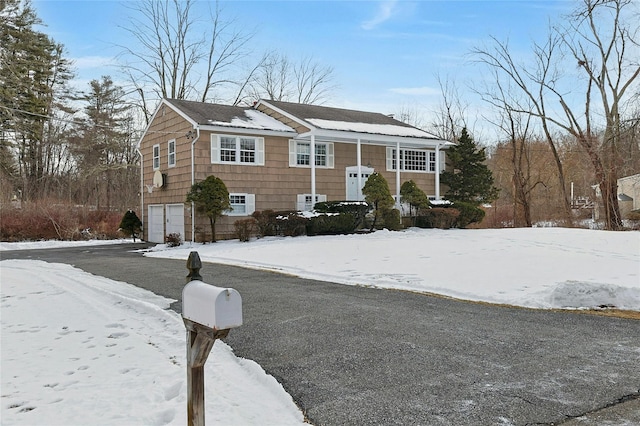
top-left (362, 172), bottom-right (395, 231)
top-left (0, 0), bottom-right (74, 201)
top-left (441, 128), bottom-right (498, 205)
top-left (119, 210), bottom-right (142, 241)
top-left (186, 175), bottom-right (230, 242)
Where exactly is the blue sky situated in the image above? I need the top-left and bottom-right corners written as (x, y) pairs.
top-left (33, 0), bottom-right (575, 139)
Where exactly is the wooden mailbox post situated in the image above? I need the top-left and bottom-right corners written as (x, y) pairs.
top-left (182, 251), bottom-right (242, 426)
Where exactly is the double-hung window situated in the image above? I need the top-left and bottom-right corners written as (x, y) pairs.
top-left (386, 148), bottom-right (444, 173)
top-left (168, 139), bottom-right (176, 167)
top-left (152, 144), bottom-right (160, 170)
top-left (289, 140), bottom-right (334, 168)
top-left (212, 135), bottom-right (264, 165)
top-left (296, 194), bottom-right (327, 211)
top-left (227, 193), bottom-right (256, 216)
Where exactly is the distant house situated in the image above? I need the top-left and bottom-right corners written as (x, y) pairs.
top-left (617, 174), bottom-right (640, 218)
top-left (137, 98), bottom-right (451, 242)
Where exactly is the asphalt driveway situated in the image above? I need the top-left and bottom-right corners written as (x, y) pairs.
top-left (2, 243), bottom-right (639, 425)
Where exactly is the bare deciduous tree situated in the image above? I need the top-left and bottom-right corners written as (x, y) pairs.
top-left (247, 52), bottom-right (335, 105)
top-left (429, 75), bottom-right (469, 142)
top-left (119, 0), bottom-right (254, 121)
top-left (473, 0), bottom-right (639, 230)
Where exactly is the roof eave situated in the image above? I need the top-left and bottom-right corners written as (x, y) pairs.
top-left (198, 124), bottom-right (297, 137)
top-left (297, 128), bottom-right (451, 148)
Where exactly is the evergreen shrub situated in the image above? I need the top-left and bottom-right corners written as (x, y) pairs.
top-left (416, 208), bottom-right (460, 229)
top-left (381, 208), bottom-right (402, 231)
top-left (275, 211), bottom-right (308, 237)
top-left (306, 213), bottom-right (357, 236)
top-left (452, 201), bottom-right (485, 228)
top-left (314, 201), bottom-right (370, 230)
top-left (119, 210), bottom-right (142, 241)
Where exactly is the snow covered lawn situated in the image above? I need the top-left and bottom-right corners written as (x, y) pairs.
top-left (1, 261), bottom-right (306, 425)
top-left (144, 227), bottom-right (640, 311)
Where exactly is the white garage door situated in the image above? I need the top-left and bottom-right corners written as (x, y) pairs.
top-left (148, 205), bottom-right (164, 243)
top-left (166, 204), bottom-right (184, 239)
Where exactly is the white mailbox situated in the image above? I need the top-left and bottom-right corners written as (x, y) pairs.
top-left (182, 280), bottom-right (243, 330)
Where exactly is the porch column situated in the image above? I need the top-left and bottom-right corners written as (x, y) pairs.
top-left (311, 134), bottom-right (316, 205)
top-left (357, 138), bottom-right (362, 200)
top-left (435, 143), bottom-right (441, 200)
top-left (395, 141), bottom-right (401, 209)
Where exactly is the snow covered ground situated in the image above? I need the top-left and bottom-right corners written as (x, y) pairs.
top-left (143, 227), bottom-right (640, 311)
top-left (1, 260), bottom-right (306, 425)
top-left (1, 227), bottom-right (639, 425)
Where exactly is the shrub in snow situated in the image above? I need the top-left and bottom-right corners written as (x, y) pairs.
top-left (400, 180), bottom-right (430, 227)
top-left (306, 213), bottom-right (358, 236)
top-left (185, 175), bottom-right (230, 242)
top-left (165, 232), bottom-right (182, 247)
top-left (362, 172), bottom-right (395, 231)
top-left (416, 208), bottom-right (460, 229)
top-left (234, 218), bottom-right (255, 242)
top-left (314, 201), bottom-right (371, 230)
top-left (119, 210), bottom-right (142, 241)
top-left (274, 211), bottom-right (308, 237)
top-left (380, 208), bottom-right (402, 231)
top-left (252, 210), bottom-right (278, 238)
top-left (451, 201), bottom-right (485, 228)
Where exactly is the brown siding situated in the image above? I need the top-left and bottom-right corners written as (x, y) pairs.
top-left (141, 104), bottom-right (443, 241)
top-left (140, 105), bottom-right (195, 241)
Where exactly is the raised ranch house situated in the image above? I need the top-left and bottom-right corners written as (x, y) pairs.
top-left (137, 98), bottom-right (451, 242)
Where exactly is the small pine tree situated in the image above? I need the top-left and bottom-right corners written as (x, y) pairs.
top-left (400, 180), bottom-right (430, 226)
top-left (441, 128), bottom-right (499, 206)
top-left (362, 172), bottom-right (395, 231)
top-left (186, 175), bottom-right (230, 242)
top-left (119, 210), bottom-right (142, 241)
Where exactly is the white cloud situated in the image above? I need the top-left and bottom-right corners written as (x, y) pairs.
top-left (361, 0), bottom-right (399, 30)
top-left (389, 86), bottom-right (441, 96)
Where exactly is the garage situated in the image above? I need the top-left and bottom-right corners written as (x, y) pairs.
top-left (165, 204), bottom-right (185, 240)
top-left (147, 205), bottom-right (164, 243)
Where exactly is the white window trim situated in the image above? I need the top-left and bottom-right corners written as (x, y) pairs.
top-left (167, 139), bottom-right (176, 167)
top-left (386, 148), bottom-right (444, 173)
top-left (152, 144), bottom-right (160, 170)
top-left (211, 134), bottom-right (264, 166)
top-left (296, 194), bottom-right (327, 211)
top-left (227, 193), bottom-right (256, 216)
top-left (289, 140), bottom-right (334, 168)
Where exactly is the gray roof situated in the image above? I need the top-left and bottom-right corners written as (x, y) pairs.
top-left (163, 98), bottom-right (445, 142)
top-left (165, 99), bottom-right (248, 125)
top-left (264, 99), bottom-right (415, 128)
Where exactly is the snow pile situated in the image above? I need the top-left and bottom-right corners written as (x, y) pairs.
top-left (0, 238), bottom-right (137, 251)
top-left (144, 227), bottom-right (640, 311)
top-left (0, 260), bottom-right (305, 425)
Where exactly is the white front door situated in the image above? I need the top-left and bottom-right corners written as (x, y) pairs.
top-left (166, 204), bottom-right (185, 238)
top-left (346, 166), bottom-right (374, 200)
top-left (148, 205), bottom-right (164, 243)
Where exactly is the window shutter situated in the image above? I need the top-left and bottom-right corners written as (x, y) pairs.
top-left (289, 140), bottom-right (297, 167)
top-left (326, 143), bottom-right (334, 168)
top-left (246, 194), bottom-right (256, 215)
top-left (211, 135), bottom-right (220, 163)
top-left (256, 138), bottom-right (265, 165)
top-left (386, 147), bottom-right (394, 171)
top-left (440, 150), bottom-right (446, 172)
